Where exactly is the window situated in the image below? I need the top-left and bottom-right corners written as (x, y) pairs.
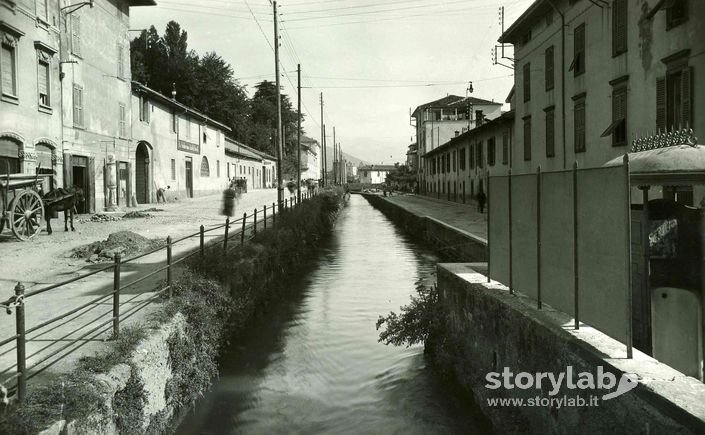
top-left (172, 112), bottom-right (177, 133)
top-left (117, 44), bottom-right (124, 79)
top-left (523, 62), bottom-right (531, 102)
top-left (1, 42), bottom-right (17, 98)
top-left (200, 156), bottom-right (210, 177)
top-left (459, 148), bottom-right (466, 170)
top-left (227, 162), bottom-right (230, 179)
top-left (36, 0), bottom-right (48, 22)
top-left (118, 103), bottom-right (127, 138)
top-left (523, 117), bottom-right (532, 161)
top-left (657, 55), bottom-right (693, 131)
top-left (217, 160), bottom-right (220, 177)
top-left (139, 96), bottom-right (149, 123)
top-left (38, 59), bottom-right (50, 107)
top-left (545, 107), bottom-right (555, 157)
top-left (477, 141), bottom-right (484, 168)
top-left (452, 151), bottom-right (456, 172)
top-left (502, 130), bottom-right (509, 165)
top-left (545, 46), bottom-right (554, 91)
top-left (470, 144), bottom-right (475, 169)
top-left (488, 137), bottom-right (496, 166)
top-left (612, 0), bottom-right (627, 56)
top-left (72, 84), bottom-right (83, 127)
top-left (170, 159), bottom-right (176, 180)
top-left (203, 130), bottom-right (207, 144)
top-left (184, 118), bottom-right (191, 138)
top-left (602, 79), bottom-right (628, 146)
top-left (667, 0), bottom-right (688, 29)
top-left (446, 153), bottom-right (450, 173)
top-left (71, 15), bottom-right (81, 56)
top-left (574, 97), bottom-right (586, 153)
top-left (571, 23), bottom-right (585, 76)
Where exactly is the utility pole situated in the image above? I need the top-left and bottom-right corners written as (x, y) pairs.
top-left (273, 1), bottom-right (284, 203)
top-left (333, 127), bottom-right (337, 185)
top-left (323, 124), bottom-right (327, 186)
top-left (297, 63), bottom-right (301, 202)
top-left (320, 93), bottom-right (325, 187)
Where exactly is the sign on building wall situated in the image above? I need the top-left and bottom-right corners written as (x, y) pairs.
top-left (178, 140), bottom-right (200, 154)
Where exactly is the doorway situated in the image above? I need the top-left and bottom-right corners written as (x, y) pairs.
top-left (135, 143), bottom-right (150, 204)
top-left (118, 161), bottom-right (129, 206)
top-left (71, 156), bottom-right (88, 214)
top-left (185, 157), bottom-right (193, 198)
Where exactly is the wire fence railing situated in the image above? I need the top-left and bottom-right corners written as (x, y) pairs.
top-left (0, 191), bottom-right (316, 401)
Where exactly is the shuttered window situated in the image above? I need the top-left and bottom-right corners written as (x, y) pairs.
top-left (72, 85), bottom-right (83, 127)
top-left (200, 156), bottom-right (210, 177)
top-left (612, 86), bottom-right (627, 145)
top-left (171, 159), bottom-right (176, 180)
top-left (571, 23), bottom-right (585, 76)
top-left (1, 43), bottom-right (17, 96)
top-left (477, 141), bottom-right (484, 168)
top-left (502, 130), bottom-right (509, 164)
top-left (488, 137), bottom-right (496, 166)
top-left (612, 0), bottom-right (627, 56)
top-left (118, 103), bottom-right (127, 138)
top-left (36, 0), bottom-right (48, 22)
top-left (523, 62), bottom-right (531, 102)
top-left (545, 108), bottom-right (555, 157)
top-left (38, 59), bottom-right (50, 106)
top-left (117, 44), bottom-right (124, 78)
top-left (545, 46), bottom-right (554, 91)
top-left (667, 0), bottom-right (688, 29)
top-left (523, 117), bottom-right (532, 161)
top-left (657, 67), bottom-right (694, 131)
top-left (574, 98), bottom-right (586, 153)
top-left (71, 15), bottom-right (81, 56)
top-left (140, 96), bottom-right (149, 122)
top-left (217, 160), bottom-right (220, 177)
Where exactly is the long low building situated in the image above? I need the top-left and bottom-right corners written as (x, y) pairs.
top-left (359, 164), bottom-right (397, 185)
top-left (224, 138), bottom-right (277, 190)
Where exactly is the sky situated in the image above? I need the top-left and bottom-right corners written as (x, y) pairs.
top-left (131, 0), bottom-right (534, 165)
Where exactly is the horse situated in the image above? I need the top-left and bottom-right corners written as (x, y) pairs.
top-left (42, 187), bottom-right (85, 234)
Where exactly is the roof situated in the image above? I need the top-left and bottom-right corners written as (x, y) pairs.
top-left (412, 95), bottom-right (501, 117)
top-left (129, 0), bottom-right (157, 6)
top-left (224, 138), bottom-right (262, 161)
top-left (132, 82), bottom-right (230, 131)
top-left (499, 0), bottom-right (553, 44)
top-left (358, 164), bottom-right (397, 172)
top-left (423, 110), bottom-right (515, 158)
top-left (604, 144), bottom-right (705, 186)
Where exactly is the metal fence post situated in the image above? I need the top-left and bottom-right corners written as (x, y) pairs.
top-left (573, 161), bottom-right (580, 330)
top-left (166, 236), bottom-right (173, 298)
top-left (487, 170), bottom-right (491, 283)
top-left (508, 168), bottom-right (514, 295)
top-left (224, 217), bottom-right (230, 252)
top-left (113, 253), bottom-right (121, 338)
top-left (537, 166), bottom-right (542, 309)
top-left (199, 224), bottom-right (205, 257)
top-left (624, 154), bottom-right (633, 358)
top-left (241, 212), bottom-right (247, 245)
top-left (263, 205), bottom-right (267, 230)
top-left (14, 282), bottom-right (26, 402)
top-left (272, 202), bottom-right (276, 227)
top-left (254, 208), bottom-right (258, 236)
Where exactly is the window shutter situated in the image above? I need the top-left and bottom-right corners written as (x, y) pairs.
top-left (612, 0), bottom-right (627, 55)
top-left (681, 67), bottom-right (693, 129)
top-left (545, 46), bottom-right (554, 90)
top-left (38, 61), bottom-right (48, 104)
top-left (523, 63), bottom-right (531, 102)
top-left (37, 0), bottom-right (47, 21)
top-left (72, 15), bottom-right (81, 56)
top-left (656, 77), bottom-right (666, 131)
top-left (1, 46), bottom-right (13, 95)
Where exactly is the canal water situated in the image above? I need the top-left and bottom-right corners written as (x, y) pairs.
top-left (176, 195), bottom-right (488, 434)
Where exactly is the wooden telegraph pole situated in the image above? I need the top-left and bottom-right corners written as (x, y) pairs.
top-left (273, 1), bottom-right (284, 204)
top-left (297, 64), bottom-right (301, 202)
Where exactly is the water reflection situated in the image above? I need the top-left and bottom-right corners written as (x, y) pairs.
top-left (176, 195), bottom-right (487, 434)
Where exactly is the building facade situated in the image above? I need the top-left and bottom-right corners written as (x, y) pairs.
top-left (424, 111), bottom-right (514, 203)
top-left (358, 164), bottom-right (395, 185)
top-left (300, 135), bottom-right (320, 182)
top-left (131, 82), bottom-right (230, 203)
top-left (412, 95), bottom-right (503, 194)
top-left (500, 0), bottom-right (704, 202)
top-left (224, 138), bottom-right (276, 190)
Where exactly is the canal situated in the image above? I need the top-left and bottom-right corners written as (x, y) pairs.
top-left (176, 194), bottom-right (488, 434)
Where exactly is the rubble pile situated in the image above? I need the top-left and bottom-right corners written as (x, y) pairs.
top-left (71, 231), bottom-right (166, 263)
top-left (122, 211), bottom-right (152, 219)
top-left (77, 214), bottom-right (122, 224)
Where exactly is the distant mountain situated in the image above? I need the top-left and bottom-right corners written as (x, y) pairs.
top-left (324, 147), bottom-right (366, 168)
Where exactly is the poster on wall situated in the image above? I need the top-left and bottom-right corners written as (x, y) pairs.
top-left (649, 219), bottom-right (678, 259)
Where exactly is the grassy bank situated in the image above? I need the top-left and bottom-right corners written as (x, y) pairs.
top-left (0, 189), bottom-right (344, 434)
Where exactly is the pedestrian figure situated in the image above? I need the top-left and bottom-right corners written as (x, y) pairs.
top-left (156, 186), bottom-right (170, 203)
top-left (477, 190), bottom-right (486, 213)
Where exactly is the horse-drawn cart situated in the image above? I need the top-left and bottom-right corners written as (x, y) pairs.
top-left (0, 172), bottom-right (46, 241)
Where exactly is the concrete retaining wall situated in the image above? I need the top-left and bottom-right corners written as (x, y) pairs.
top-left (360, 193), bottom-right (487, 262)
top-left (435, 263), bottom-right (705, 434)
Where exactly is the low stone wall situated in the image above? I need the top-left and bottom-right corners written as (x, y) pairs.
top-left (434, 263), bottom-right (705, 434)
top-left (359, 193), bottom-right (486, 262)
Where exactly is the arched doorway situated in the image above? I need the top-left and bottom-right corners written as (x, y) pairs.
top-left (135, 142), bottom-right (150, 204)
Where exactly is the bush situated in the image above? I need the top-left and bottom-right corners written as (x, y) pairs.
top-left (376, 284), bottom-right (444, 347)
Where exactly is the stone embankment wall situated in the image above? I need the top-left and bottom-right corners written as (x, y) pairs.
top-left (433, 263), bottom-right (705, 434)
top-left (5, 190), bottom-right (345, 435)
top-left (360, 193), bottom-right (486, 262)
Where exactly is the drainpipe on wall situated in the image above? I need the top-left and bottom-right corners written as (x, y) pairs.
top-left (546, 0), bottom-right (567, 169)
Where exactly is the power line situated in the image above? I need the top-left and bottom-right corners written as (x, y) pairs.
top-left (282, 0), bottom-right (487, 22)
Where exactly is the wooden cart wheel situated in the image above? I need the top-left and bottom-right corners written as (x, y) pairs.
top-left (10, 189), bottom-right (44, 241)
